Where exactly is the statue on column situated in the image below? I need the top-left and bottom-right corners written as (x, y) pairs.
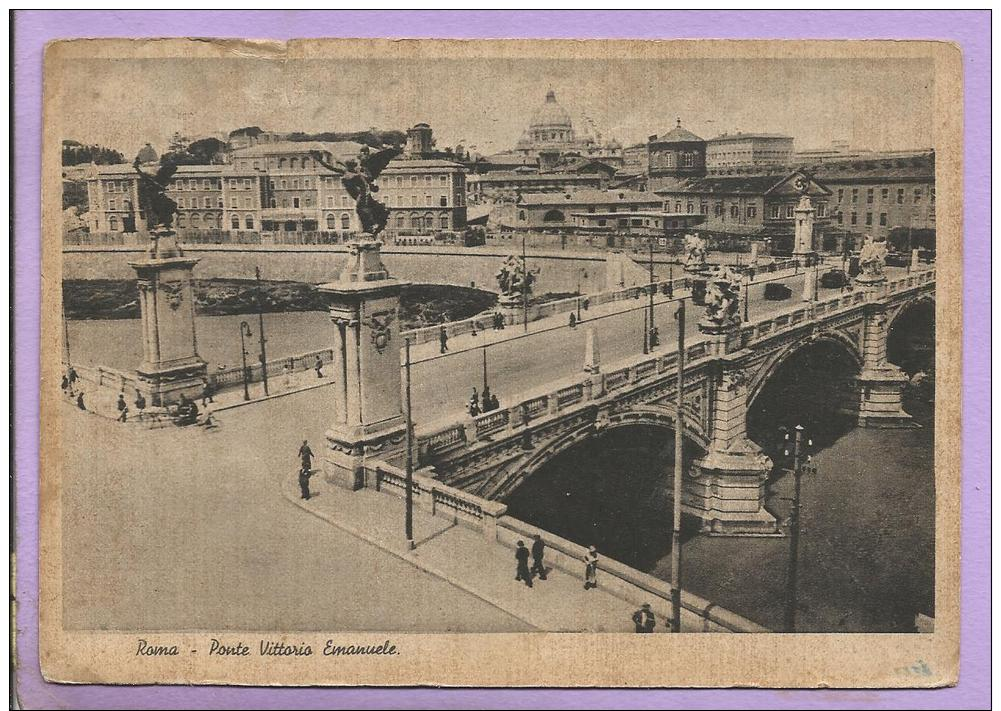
top-left (311, 146), bottom-right (400, 238)
top-left (496, 255), bottom-right (536, 301)
top-left (858, 233), bottom-right (889, 278)
top-left (683, 232), bottom-right (708, 272)
top-left (133, 156), bottom-right (179, 231)
top-left (703, 265), bottom-right (742, 328)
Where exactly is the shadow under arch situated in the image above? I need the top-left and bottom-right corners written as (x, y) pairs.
top-left (746, 331), bottom-right (864, 455)
top-left (499, 405), bottom-right (708, 570)
top-left (887, 294), bottom-right (935, 376)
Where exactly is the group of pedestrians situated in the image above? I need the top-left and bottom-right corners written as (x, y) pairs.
top-left (468, 385), bottom-right (501, 417)
top-left (513, 535), bottom-right (549, 588)
top-left (491, 312), bottom-right (507, 330)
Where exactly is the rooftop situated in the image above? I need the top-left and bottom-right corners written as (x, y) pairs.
top-left (649, 119), bottom-right (704, 145)
top-left (230, 140), bottom-right (366, 158)
top-left (708, 132), bottom-right (794, 144)
top-left (518, 189), bottom-right (662, 206)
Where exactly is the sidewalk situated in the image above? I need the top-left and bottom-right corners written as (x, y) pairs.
top-left (280, 471), bottom-right (701, 633)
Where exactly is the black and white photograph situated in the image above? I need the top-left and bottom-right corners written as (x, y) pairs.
top-left (39, 37), bottom-right (959, 688)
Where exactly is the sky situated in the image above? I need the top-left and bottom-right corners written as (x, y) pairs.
top-left (54, 55), bottom-right (935, 159)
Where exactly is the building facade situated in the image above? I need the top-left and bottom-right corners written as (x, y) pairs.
top-left (83, 141), bottom-right (467, 238)
top-left (807, 152), bottom-right (935, 244)
top-left (380, 159), bottom-right (467, 235)
top-left (653, 171), bottom-right (833, 253)
top-left (706, 133), bottom-right (795, 174)
top-left (647, 120), bottom-right (707, 191)
top-left (491, 189), bottom-right (663, 230)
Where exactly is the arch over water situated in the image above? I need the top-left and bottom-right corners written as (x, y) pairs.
top-left (747, 332), bottom-right (863, 452)
top-left (887, 295), bottom-right (935, 376)
top-left (501, 408), bottom-right (708, 569)
top-left (484, 405), bottom-right (708, 502)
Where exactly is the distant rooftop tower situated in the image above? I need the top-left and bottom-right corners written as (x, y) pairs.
top-left (405, 123), bottom-right (434, 158)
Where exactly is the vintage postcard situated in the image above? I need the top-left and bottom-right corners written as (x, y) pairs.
top-left (39, 37), bottom-right (961, 687)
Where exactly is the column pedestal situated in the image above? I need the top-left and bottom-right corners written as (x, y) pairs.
top-left (319, 240), bottom-right (409, 490)
top-left (128, 231), bottom-right (207, 406)
top-left (792, 193), bottom-right (817, 259)
top-left (855, 272), bottom-right (915, 428)
top-left (686, 363), bottom-right (780, 536)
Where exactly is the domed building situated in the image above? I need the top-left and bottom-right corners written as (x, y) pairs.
top-left (512, 90), bottom-right (624, 166)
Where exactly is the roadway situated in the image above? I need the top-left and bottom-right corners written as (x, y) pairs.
top-left (405, 266), bottom-right (869, 430)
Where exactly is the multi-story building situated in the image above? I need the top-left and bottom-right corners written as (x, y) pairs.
top-left (647, 120), bottom-right (707, 192)
top-left (380, 159), bottom-right (467, 235)
top-left (805, 152), bottom-right (935, 244)
top-left (490, 188), bottom-right (663, 230)
top-left (83, 138), bottom-right (469, 238)
top-left (86, 164), bottom-right (265, 233)
top-left (466, 171), bottom-right (607, 204)
top-left (653, 171), bottom-right (833, 253)
top-left (706, 132), bottom-right (795, 174)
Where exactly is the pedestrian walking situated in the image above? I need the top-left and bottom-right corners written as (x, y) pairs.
top-left (530, 534), bottom-right (547, 581)
top-left (514, 540), bottom-right (532, 587)
top-left (298, 440), bottom-right (314, 473)
top-left (298, 467), bottom-right (313, 500)
top-left (201, 377), bottom-right (214, 407)
top-left (116, 392), bottom-right (127, 416)
top-left (439, 325), bottom-right (449, 354)
top-left (632, 603), bottom-right (656, 633)
top-left (468, 388), bottom-right (480, 417)
top-left (61, 374), bottom-right (69, 396)
top-left (76, 391), bottom-right (86, 411)
top-left (116, 403), bottom-right (129, 423)
top-left (67, 366), bottom-right (79, 389)
top-left (282, 362), bottom-right (293, 390)
top-left (583, 546), bottom-right (599, 590)
top-left (488, 393), bottom-right (500, 412)
top-left (134, 391), bottom-right (146, 421)
top-left (569, 312), bottom-right (577, 329)
top-left (650, 326), bottom-right (660, 348)
top-left (314, 356), bottom-right (324, 379)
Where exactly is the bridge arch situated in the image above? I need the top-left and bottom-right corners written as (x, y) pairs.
top-left (484, 404), bottom-right (708, 502)
top-left (887, 294), bottom-right (935, 375)
top-left (499, 405), bottom-right (709, 569)
top-left (746, 330), bottom-right (863, 451)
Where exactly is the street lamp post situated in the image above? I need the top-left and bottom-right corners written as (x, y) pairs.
top-left (239, 321), bottom-right (252, 401)
top-left (522, 236), bottom-right (529, 333)
top-left (404, 336), bottom-right (415, 550)
top-left (648, 242), bottom-right (656, 350)
top-left (255, 266), bottom-right (270, 397)
top-left (783, 424), bottom-right (816, 633)
top-left (743, 275), bottom-right (750, 322)
top-left (670, 298), bottom-right (686, 633)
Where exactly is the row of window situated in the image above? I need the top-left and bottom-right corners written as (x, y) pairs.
top-left (650, 151), bottom-right (699, 168)
top-left (836, 211), bottom-right (894, 227)
top-left (837, 186), bottom-right (934, 205)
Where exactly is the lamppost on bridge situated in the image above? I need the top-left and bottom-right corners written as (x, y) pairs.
top-left (781, 424), bottom-right (817, 633)
top-left (404, 336), bottom-right (415, 550)
top-left (239, 320), bottom-right (253, 401)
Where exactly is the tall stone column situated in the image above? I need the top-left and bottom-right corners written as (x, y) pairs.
top-left (128, 231), bottom-right (207, 406)
top-left (855, 272), bottom-right (914, 427)
top-left (319, 241), bottom-right (409, 490)
top-left (793, 194), bottom-right (816, 257)
top-left (686, 356), bottom-right (779, 536)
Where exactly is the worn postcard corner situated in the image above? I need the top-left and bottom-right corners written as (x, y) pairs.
top-left (39, 36), bottom-right (960, 688)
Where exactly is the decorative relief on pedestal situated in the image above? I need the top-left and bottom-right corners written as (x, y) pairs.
top-left (363, 310), bottom-right (395, 354)
top-left (160, 282), bottom-right (183, 310)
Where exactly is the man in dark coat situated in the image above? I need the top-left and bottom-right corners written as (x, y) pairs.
top-left (298, 467), bottom-right (313, 500)
top-left (632, 603), bottom-right (656, 633)
top-left (439, 325), bottom-right (449, 354)
top-left (298, 440), bottom-right (314, 472)
top-left (514, 540), bottom-right (532, 587)
top-left (530, 534), bottom-right (547, 581)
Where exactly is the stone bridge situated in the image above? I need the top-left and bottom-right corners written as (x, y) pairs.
top-left (303, 241), bottom-right (934, 537)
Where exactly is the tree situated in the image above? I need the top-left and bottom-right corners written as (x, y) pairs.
top-left (61, 140), bottom-right (125, 166)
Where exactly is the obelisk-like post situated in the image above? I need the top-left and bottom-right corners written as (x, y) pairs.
top-left (793, 193), bottom-right (816, 258)
top-left (129, 230), bottom-right (207, 406)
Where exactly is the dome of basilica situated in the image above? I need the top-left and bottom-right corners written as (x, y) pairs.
top-left (529, 90), bottom-right (573, 130)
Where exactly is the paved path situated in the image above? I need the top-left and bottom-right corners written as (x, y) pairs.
top-left (282, 471), bottom-right (705, 633)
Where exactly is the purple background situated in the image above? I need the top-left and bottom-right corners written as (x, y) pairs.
top-left (13, 10), bottom-right (989, 709)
